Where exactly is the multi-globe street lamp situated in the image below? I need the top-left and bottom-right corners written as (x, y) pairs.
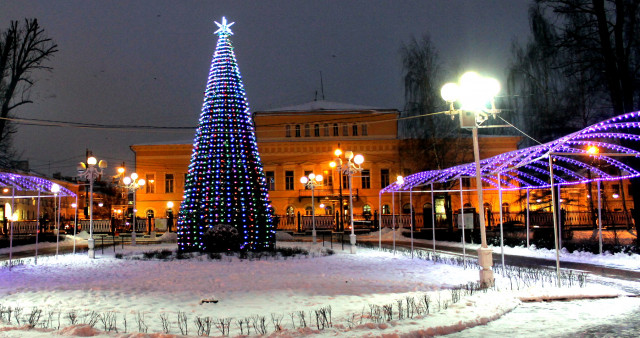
top-left (331, 150), bottom-right (364, 254)
top-left (77, 156), bottom-right (107, 259)
top-left (300, 173), bottom-right (323, 243)
top-left (441, 71), bottom-right (500, 285)
top-left (122, 173), bottom-right (145, 245)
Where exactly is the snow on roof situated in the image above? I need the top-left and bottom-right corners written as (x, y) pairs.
top-left (258, 100), bottom-right (397, 113)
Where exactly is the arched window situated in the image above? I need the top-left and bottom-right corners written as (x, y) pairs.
top-left (285, 125), bottom-right (291, 137)
top-left (342, 124), bottom-right (349, 136)
top-left (382, 204), bottom-right (391, 214)
top-left (314, 124), bottom-right (320, 137)
top-left (304, 124), bottom-right (311, 137)
top-left (324, 205), bottom-right (333, 215)
top-left (295, 125), bottom-right (301, 137)
top-left (363, 204), bottom-right (372, 214)
top-left (333, 123), bottom-right (339, 136)
top-left (402, 203), bottom-right (412, 214)
top-left (362, 124), bottom-right (368, 136)
top-left (305, 206), bottom-right (313, 215)
top-left (352, 124), bottom-right (358, 136)
top-left (502, 203), bottom-right (510, 214)
top-left (323, 124), bottom-right (330, 136)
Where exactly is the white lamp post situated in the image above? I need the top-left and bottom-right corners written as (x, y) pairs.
top-left (441, 71), bottom-right (500, 286)
top-left (300, 173), bottom-right (323, 243)
top-left (332, 150), bottom-right (364, 254)
top-left (51, 183), bottom-right (60, 257)
top-left (122, 173), bottom-right (145, 245)
top-left (77, 156), bottom-right (107, 259)
top-left (71, 202), bottom-right (78, 253)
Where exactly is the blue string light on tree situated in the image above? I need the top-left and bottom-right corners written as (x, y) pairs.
top-left (177, 17), bottom-right (275, 252)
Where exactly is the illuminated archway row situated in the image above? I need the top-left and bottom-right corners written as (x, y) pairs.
top-left (383, 112), bottom-right (640, 192)
top-left (0, 172), bottom-right (76, 197)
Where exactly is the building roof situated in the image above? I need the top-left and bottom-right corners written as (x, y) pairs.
top-left (257, 100), bottom-right (397, 113)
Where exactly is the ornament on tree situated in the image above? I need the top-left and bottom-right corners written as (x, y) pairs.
top-left (177, 17), bottom-right (275, 252)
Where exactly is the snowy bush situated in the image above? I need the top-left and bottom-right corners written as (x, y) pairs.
top-left (202, 224), bottom-right (240, 252)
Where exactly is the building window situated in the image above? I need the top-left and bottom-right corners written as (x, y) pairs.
top-left (342, 124), bottom-right (349, 136)
top-left (362, 124), bottom-right (368, 136)
top-left (333, 123), bottom-right (339, 136)
top-left (342, 173), bottom-right (348, 189)
top-left (286, 206), bottom-right (295, 216)
top-left (323, 124), bottom-right (330, 136)
top-left (324, 170), bottom-right (333, 186)
top-left (304, 124), bottom-right (311, 137)
top-left (314, 124), bottom-right (320, 137)
top-left (502, 203), bottom-right (510, 214)
top-left (145, 174), bottom-right (155, 193)
top-left (380, 169), bottom-right (389, 188)
top-left (305, 206), bottom-right (313, 215)
top-left (402, 203), bottom-right (412, 214)
top-left (285, 171), bottom-right (294, 190)
top-left (295, 124), bottom-right (301, 137)
top-left (361, 169), bottom-right (370, 189)
top-left (382, 204), bottom-right (390, 214)
top-left (285, 125), bottom-right (291, 137)
top-left (352, 124), bottom-right (358, 136)
top-left (266, 171), bottom-right (275, 190)
top-left (165, 174), bottom-right (174, 193)
top-left (363, 204), bottom-right (372, 217)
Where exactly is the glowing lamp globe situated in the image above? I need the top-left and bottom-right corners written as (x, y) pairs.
top-left (315, 174), bottom-right (323, 182)
top-left (300, 176), bottom-right (308, 184)
top-left (87, 157), bottom-right (97, 165)
top-left (354, 154), bottom-right (364, 165)
top-left (123, 177), bottom-right (132, 185)
top-left (440, 82), bottom-right (459, 102)
top-left (138, 179), bottom-right (146, 186)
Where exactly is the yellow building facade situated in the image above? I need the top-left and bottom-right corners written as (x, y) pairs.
top-left (129, 100), bottom-right (542, 232)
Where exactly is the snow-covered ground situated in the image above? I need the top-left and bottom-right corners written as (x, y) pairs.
top-left (0, 231), bottom-right (638, 337)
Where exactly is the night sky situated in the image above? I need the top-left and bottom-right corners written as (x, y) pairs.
top-left (0, 0), bottom-right (531, 177)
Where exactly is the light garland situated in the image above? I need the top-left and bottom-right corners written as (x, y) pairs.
top-left (177, 17), bottom-right (275, 252)
top-left (382, 111), bottom-right (640, 192)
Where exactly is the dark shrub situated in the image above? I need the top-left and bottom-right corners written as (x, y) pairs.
top-left (202, 224), bottom-right (240, 252)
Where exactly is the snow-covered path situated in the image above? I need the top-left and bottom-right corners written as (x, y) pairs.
top-left (0, 236), bottom-right (637, 337)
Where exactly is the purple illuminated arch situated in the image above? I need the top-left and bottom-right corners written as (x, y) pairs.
top-left (0, 172), bottom-right (76, 197)
top-left (382, 112), bottom-right (640, 192)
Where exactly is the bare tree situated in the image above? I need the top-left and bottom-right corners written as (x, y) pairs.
top-left (531, 0), bottom-right (640, 244)
top-left (399, 35), bottom-right (474, 231)
top-left (0, 18), bottom-right (58, 165)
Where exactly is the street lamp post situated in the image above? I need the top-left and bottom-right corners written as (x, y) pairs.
top-left (71, 202), bottom-right (78, 253)
top-left (77, 156), bottom-right (107, 259)
top-left (441, 71), bottom-right (501, 286)
top-left (300, 173), bottom-right (323, 243)
top-left (122, 173), bottom-right (145, 246)
top-left (331, 150), bottom-right (364, 254)
top-left (329, 149), bottom-right (345, 232)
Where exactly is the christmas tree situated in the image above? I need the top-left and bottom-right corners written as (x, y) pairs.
top-left (177, 17), bottom-right (275, 252)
